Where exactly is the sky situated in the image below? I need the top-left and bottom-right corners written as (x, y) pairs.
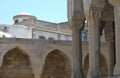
top-left (0, 0), bottom-right (67, 24)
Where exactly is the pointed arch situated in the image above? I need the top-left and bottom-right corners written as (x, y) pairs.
top-left (41, 49), bottom-right (71, 78)
top-left (0, 47), bottom-right (34, 78)
top-left (83, 54), bottom-right (108, 78)
top-left (83, 54), bottom-right (89, 78)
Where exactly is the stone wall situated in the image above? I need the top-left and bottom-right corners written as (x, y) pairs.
top-left (0, 38), bottom-right (109, 78)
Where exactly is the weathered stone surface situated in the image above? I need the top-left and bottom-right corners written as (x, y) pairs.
top-left (0, 37), bottom-right (109, 78)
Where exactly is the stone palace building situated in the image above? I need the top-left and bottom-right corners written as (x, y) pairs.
top-left (0, 12), bottom-right (88, 78)
top-left (0, 0), bottom-right (119, 78)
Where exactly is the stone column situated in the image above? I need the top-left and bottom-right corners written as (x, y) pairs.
top-left (87, 8), bottom-right (103, 78)
top-left (31, 57), bottom-right (43, 78)
top-left (67, 0), bottom-right (85, 77)
top-left (109, 0), bottom-right (120, 75)
top-left (70, 17), bottom-right (84, 78)
top-left (104, 21), bottom-right (115, 76)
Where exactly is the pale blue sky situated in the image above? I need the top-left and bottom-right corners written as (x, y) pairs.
top-left (0, 0), bottom-right (67, 24)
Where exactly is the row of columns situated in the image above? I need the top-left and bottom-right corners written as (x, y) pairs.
top-left (69, 0), bottom-right (120, 78)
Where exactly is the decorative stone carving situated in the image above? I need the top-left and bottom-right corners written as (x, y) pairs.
top-left (69, 18), bottom-right (85, 30)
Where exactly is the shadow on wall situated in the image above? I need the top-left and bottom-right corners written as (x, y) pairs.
top-left (41, 49), bottom-right (72, 78)
top-left (0, 47), bottom-right (34, 78)
top-left (83, 54), bottom-right (108, 78)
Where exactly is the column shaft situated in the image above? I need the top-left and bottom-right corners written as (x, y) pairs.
top-left (104, 21), bottom-right (115, 76)
top-left (107, 41), bottom-right (115, 76)
top-left (72, 28), bottom-right (83, 78)
top-left (113, 5), bottom-right (120, 75)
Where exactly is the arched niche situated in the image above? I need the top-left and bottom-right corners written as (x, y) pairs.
top-left (48, 37), bottom-right (55, 41)
top-left (0, 47), bottom-right (34, 78)
top-left (39, 36), bottom-right (46, 39)
top-left (41, 49), bottom-right (71, 78)
top-left (83, 54), bottom-right (108, 78)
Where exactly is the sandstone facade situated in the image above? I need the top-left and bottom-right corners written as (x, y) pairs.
top-left (0, 38), bottom-right (109, 78)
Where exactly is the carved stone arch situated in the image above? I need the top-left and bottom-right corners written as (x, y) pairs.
top-left (0, 47), bottom-right (34, 78)
top-left (41, 49), bottom-right (71, 78)
top-left (1, 47), bottom-right (32, 64)
top-left (83, 53), bottom-right (108, 78)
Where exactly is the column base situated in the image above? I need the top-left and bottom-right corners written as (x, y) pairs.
top-left (113, 64), bottom-right (120, 75)
top-left (74, 69), bottom-right (84, 78)
top-left (87, 68), bottom-right (102, 78)
top-left (34, 74), bottom-right (40, 78)
top-left (108, 64), bottom-right (114, 77)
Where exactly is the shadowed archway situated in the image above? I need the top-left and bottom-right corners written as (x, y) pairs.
top-left (83, 54), bottom-right (108, 78)
top-left (41, 49), bottom-right (71, 78)
top-left (0, 47), bottom-right (34, 78)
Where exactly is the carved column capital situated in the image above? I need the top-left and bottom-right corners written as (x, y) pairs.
top-left (109, 0), bottom-right (120, 6)
top-left (69, 19), bottom-right (85, 31)
top-left (69, 12), bottom-right (85, 30)
top-left (90, 7), bottom-right (104, 20)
